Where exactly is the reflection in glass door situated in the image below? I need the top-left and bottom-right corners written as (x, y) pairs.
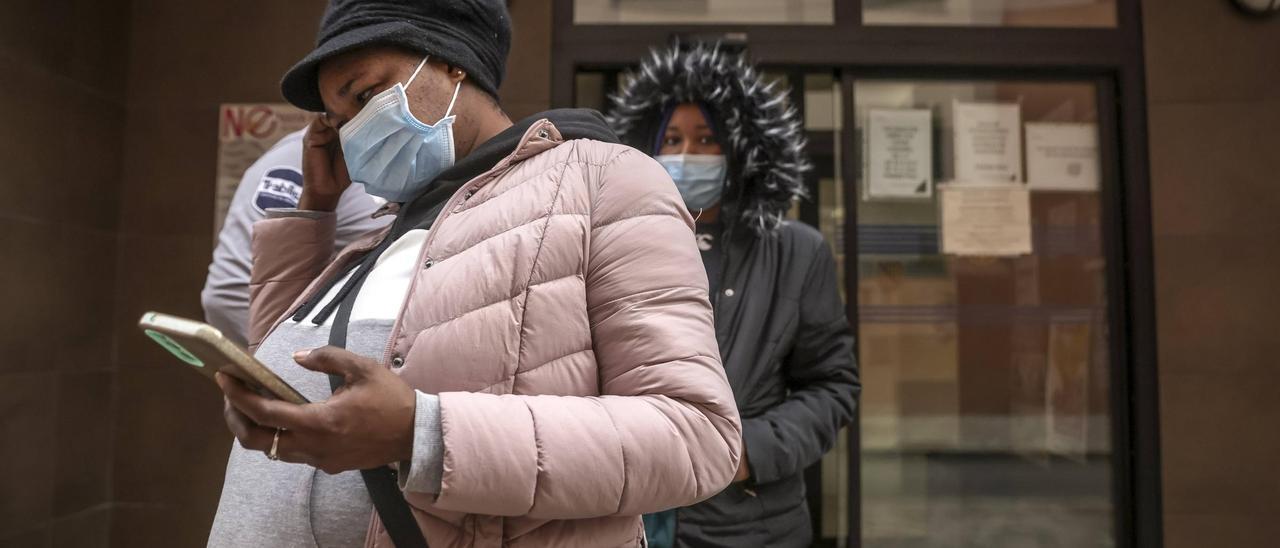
top-left (782, 72), bottom-right (1118, 548)
top-left (850, 79), bottom-right (1114, 548)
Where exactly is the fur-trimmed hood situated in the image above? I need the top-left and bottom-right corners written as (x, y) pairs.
top-left (606, 43), bottom-right (811, 234)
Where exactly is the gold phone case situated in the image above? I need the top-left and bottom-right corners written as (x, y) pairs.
top-left (138, 311), bottom-right (309, 404)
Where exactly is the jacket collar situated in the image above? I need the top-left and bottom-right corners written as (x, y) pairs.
top-left (370, 105), bottom-right (622, 221)
top-left (371, 118), bottom-right (568, 219)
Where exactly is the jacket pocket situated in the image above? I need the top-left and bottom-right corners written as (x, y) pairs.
top-left (678, 482), bottom-right (767, 528)
top-left (675, 516), bottom-right (767, 548)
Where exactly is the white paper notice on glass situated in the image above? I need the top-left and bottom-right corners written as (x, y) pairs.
top-left (939, 183), bottom-right (1032, 256)
top-left (1025, 122), bottom-right (1100, 191)
top-left (953, 101), bottom-right (1022, 184)
top-left (866, 108), bottom-right (933, 199)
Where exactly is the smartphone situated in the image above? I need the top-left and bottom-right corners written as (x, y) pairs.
top-left (138, 311), bottom-right (309, 404)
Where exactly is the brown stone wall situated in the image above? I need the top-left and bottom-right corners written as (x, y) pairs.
top-left (1143, 1), bottom-right (1280, 546)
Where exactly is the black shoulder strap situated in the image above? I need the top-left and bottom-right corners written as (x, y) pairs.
top-left (328, 270), bottom-right (429, 548)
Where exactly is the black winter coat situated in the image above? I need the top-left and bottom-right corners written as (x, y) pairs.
top-left (675, 221), bottom-right (860, 548)
top-left (606, 43), bottom-right (860, 546)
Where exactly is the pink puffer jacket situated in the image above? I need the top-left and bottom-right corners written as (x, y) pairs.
top-left (247, 119), bottom-right (743, 547)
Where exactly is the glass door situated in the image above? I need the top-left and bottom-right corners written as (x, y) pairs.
top-left (752, 69), bottom-right (1120, 548)
top-left (844, 76), bottom-right (1117, 547)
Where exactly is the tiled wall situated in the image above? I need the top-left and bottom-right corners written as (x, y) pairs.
top-left (0, 1), bottom-right (130, 546)
top-left (1143, 1), bottom-right (1280, 546)
top-left (109, 2), bottom-right (326, 544)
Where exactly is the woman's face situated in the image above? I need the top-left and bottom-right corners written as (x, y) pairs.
top-left (658, 103), bottom-right (723, 156)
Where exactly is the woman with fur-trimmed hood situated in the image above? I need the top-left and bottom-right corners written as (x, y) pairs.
top-left (608, 43), bottom-right (860, 547)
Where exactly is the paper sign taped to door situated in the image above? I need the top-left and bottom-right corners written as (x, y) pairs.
top-left (866, 108), bottom-right (934, 199)
top-left (953, 101), bottom-right (1023, 184)
top-left (1026, 122), bottom-right (1100, 191)
top-left (939, 183), bottom-right (1032, 256)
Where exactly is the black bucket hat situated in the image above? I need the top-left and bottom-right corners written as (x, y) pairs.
top-left (281, 0), bottom-right (511, 112)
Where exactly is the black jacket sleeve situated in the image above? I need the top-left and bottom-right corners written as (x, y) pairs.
top-left (740, 237), bottom-right (860, 485)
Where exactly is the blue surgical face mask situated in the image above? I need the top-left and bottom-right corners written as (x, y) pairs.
top-left (339, 55), bottom-right (461, 203)
top-left (655, 154), bottom-right (726, 211)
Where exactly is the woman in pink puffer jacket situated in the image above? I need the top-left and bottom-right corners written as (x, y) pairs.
top-left (210, 4), bottom-right (742, 542)
top-left (238, 114), bottom-right (743, 547)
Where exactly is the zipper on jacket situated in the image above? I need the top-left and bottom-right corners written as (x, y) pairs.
top-left (377, 119), bottom-right (561, 367)
top-left (377, 177), bottom-right (481, 367)
top-left (711, 174), bottom-right (749, 311)
top-left (375, 137), bottom-right (545, 364)
top-left (711, 222), bottom-right (734, 311)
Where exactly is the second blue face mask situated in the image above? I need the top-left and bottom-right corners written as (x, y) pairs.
top-left (339, 55), bottom-right (461, 203)
top-left (655, 154), bottom-right (727, 211)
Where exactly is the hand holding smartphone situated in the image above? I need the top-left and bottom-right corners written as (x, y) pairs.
top-left (138, 312), bottom-right (309, 404)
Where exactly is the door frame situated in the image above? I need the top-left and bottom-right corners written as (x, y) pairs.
top-left (549, 2), bottom-right (1161, 547)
